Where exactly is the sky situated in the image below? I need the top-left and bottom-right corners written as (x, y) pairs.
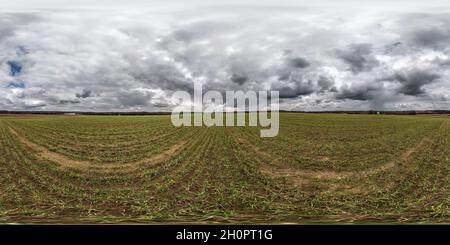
top-left (1, 1), bottom-right (450, 111)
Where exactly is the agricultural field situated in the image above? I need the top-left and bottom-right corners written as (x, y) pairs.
top-left (0, 113), bottom-right (448, 223)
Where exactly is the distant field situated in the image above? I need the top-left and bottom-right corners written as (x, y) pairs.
top-left (0, 113), bottom-right (448, 223)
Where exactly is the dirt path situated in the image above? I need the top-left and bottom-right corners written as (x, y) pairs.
top-left (9, 127), bottom-right (185, 172)
top-left (237, 132), bottom-right (434, 187)
top-left (357, 136), bottom-right (432, 177)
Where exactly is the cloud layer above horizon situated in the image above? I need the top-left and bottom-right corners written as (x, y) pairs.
top-left (1, 5), bottom-right (450, 111)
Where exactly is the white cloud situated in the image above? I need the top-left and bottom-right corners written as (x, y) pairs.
top-left (0, 5), bottom-right (450, 111)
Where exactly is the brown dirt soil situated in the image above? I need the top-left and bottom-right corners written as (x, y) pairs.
top-left (238, 132), bottom-right (434, 190)
top-left (9, 127), bottom-right (185, 172)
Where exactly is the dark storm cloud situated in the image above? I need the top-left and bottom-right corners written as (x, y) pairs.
top-left (277, 58), bottom-right (310, 82)
top-left (390, 70), bottom-right (441, 96)
top-left (116, 90), bottom-right (153, 107)
top-left (317, 76), bottom-right (336, 92)
top-left (129, 61), bottom-right (195, 94)
top-left (336, 85), bottom-right (378, 101)
top-left (141, 76), bottom-right (194, 94)
top-left (336, 44), bottom-right (379, 73)
top-left (290, 57), bottom-right (310, 68)
top-left (277, 73), bottom-right (290, 81)
top-left (58, 99), bottom-right (80, 105)
top-left (272, 78), bottom-right (314, 99)
top-left (75, 89), bottom-right (92, 98)
top-left (230, 73), bottom-right (248, 85)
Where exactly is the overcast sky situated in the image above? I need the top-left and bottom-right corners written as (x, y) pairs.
top-left (1, 1), bottom-right (450, 111)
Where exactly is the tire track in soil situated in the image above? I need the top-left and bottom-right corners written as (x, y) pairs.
top-left (4, 124), bottom-right (214, 217)
top-left (3, 126), bottom-right (199, 197)
top-left (9, 126), bottom-right (186, 172)
top-left (235, 131), bottom-right (435, 188)
top-left (0, 125), bottom-right (65, 209)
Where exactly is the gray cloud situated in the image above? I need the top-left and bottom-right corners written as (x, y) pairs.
top-left (392, 70), bottom-right (440, 96)
top-left (336, 85), bottom-right (378, 101)
top-left (0, 13), bottom-right (42, 41)
top-left (290, 57), bottom-right (310, 68)
top-left (0, 7), bottom-right (450, 111)
top-left (272, 78), bottom-right (314, 99)
top-left (317, 75), bottom-right (336, 92)
top-left (116, 90), bottom-right (154, 107)
top-left (336, 44), bottom-right (379, 73)
top-left (230, 73), bottom-right (248, 85)
top-left (75, 89), bottom-right (92, 98)
top-left (399, 14), bottom-right (450, 49)
top-left (58, 99), bottom-right (80, 105)
top-left (412, 28), bottom-right (450, 49)
top-left (334, 83), bottom-right (401, 110)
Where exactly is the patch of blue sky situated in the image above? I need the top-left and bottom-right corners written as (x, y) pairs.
top-left (6, 81), bottom-right (25, 89)
top-left (7, 60), bottom-right (22, 76)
